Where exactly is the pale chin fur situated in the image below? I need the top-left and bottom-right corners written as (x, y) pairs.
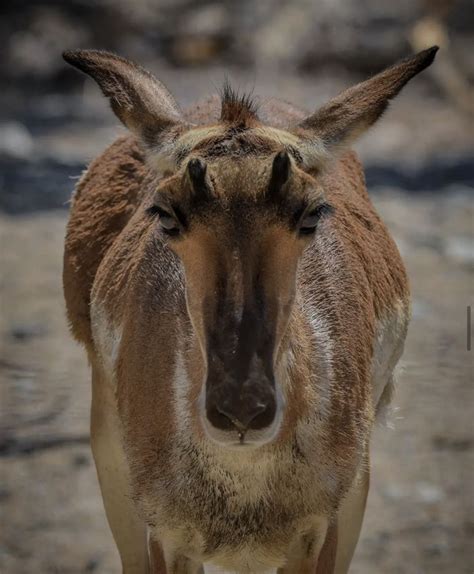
top-left (198, 386), bottom-right (285, 450)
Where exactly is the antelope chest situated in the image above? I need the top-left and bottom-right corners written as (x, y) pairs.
top-left (130, 406), bottom-right (347, 574)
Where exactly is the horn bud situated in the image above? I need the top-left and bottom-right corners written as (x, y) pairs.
top-left (269, 150), bottom-right (291, 196)
top-left (187, 157), bottom-right (210, 195)
top-left (188, 157), bottom-right (206, 182)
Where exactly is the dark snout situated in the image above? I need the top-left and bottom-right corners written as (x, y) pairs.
top-left (200, 271), bottom-right (283, 445)
top-left (204, 352), bottom-right (278, 441)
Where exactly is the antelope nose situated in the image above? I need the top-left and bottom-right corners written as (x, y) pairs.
top-left (206, 392), bottom-right (277, 432)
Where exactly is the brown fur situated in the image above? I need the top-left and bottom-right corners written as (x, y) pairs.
top-left (63, 47), bottom-right (437, 573)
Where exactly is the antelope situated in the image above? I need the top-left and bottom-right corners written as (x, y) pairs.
top-left (63, 46), bottom-right (438, 574)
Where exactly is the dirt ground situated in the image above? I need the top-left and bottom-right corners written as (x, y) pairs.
top-left (1, 67), bottom-right (473, 573)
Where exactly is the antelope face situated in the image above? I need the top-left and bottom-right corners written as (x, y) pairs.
top-left (148, 153), bottom-right (331, 447)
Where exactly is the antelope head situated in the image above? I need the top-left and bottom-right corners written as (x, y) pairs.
top-left (64, 47), bottom-right (437, 448)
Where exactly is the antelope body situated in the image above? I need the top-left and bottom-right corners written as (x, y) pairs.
top-left (63, 47), bottom-right (437, 573)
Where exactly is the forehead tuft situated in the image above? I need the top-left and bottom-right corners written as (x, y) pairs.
top-left (161, 83), bottom-right (315, 168)
top-left (220, 81), bottom-right (259, 125)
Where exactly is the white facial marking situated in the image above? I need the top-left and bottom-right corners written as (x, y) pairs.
top-left (371, 302), bottom-right (409, 410)
top-left (299, 302), bottom-right (334, 422)
top-left (172, 346), bottom-right (195, 437)
top-left (90, 302), bottom-right (122, 380)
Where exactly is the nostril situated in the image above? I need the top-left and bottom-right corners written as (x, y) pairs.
top-left (246, 400), bottom-right (276, 430)
top-left (216, 401), bottom-right (267, 432)
top-left (206, 403), bottom-right (235, 431)
top-left (212, 396), bottom-right (276, 432)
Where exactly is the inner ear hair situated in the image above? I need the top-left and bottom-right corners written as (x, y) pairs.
top-left (293, 46), bottom-right (439, 165)
top-left (63, 49), bottom-right (189, 149)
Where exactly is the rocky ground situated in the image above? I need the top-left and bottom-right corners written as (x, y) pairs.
top-left (1, 1), bottom-right (473, 572)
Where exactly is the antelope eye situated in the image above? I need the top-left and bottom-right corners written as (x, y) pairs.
top-left (147, 204), bottom-right (180, 235)
top-left (299, 203), bottom-right (332, 235)
top-left (158, 210), bottom-right (178, 231)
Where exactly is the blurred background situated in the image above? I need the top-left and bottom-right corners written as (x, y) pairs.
top-left (0, 1), bottom-right (473, 573)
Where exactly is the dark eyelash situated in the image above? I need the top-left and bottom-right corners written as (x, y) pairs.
top-left (296, 202), bottom-right (333, 222)
top-left (145, 204), bottom-right (184, 237)
top-left (298, 202), bottom-right (334, 234)
top-left (147, 204), bottom-right (187, 226)
top-left (146, 204), bottom-right (164, 217)
top-left (310, 203), bottom-right (334, 219)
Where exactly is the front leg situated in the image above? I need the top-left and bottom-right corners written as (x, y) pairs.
top-left (279, 456), bottom-right (370, 574)
top-left (315, 524), bottom-right (338, 574)
top-left (91, 366), bottom-right (149, 574)
top-left (148, 537), bottom-right (167, 574)
top-left (278, 521), bottom-right (337, 574)
top-left (148, 537), bottom-right (203, 574)
top-left (334, 458), bottom-right (370, 573)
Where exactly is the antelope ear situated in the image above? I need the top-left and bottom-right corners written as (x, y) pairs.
top-left (63, 49), bottom-right (189, 150)
top-left (293, 46), bottom-right (439, 168)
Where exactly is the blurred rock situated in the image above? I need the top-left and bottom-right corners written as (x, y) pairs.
top-left (7, 8), bottom-right (87, 78)
top-left (443, 236), bottom-right (474, 264)
top-left (73, 453), bottom-right (90, 468)
top-left (0, 156), bottom-right (84, 214)
top-left (0, 487), bottom-right (12, 502)
top-left (432, 435), bottom-right (473, 451)
top-left (0, 123), bottom-right (34, 159)
top-left (84, 558), bottom-right (100, 572)
top-left (415, 481), bottom-right (445, 504)
top-left (383, 483), bottom-right (408, 501)
top-left (9, 322), bottom-right (47, 341)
